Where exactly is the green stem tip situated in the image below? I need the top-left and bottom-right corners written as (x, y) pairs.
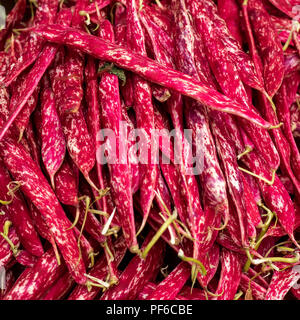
top-left (140, 211), bottom-right (178, 259)
top-left (178, 249), bottom-right (207, 276)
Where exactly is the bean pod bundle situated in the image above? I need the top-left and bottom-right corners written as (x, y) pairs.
top-left (0, 0), bottom-right (299, 300)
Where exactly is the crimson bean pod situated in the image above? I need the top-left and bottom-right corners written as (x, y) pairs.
top-left (239, 273), bottom-right (267, 300)
top-left (196, 243), bottom-right (220, 289)
top-left (265, 258), bottom-right (300, 300)
top-left (68, 235), bottom-right (127, 300)
top-left (54, 157), bottom-right (78, 207)
top-left (98, 20), bottom-right (137, 253)
top-left (0, 270), bottom-right (15, 299)
top-left (14, 250), bottom-right (39, 268)
top-left (178, 286), bottom-right (207, 300)
top-left (213, 248), bottom-right (242, 300)
top-left (100, 232), bottom-right (165, 300)
top-left (4, 0), bottom-right (59, 87)
top-left (216, 229), bottom-right (244, 255)
top-left (32, 24), bottom-right (272, 128)
top-left (0, 220), bottom-right (20, 268)
top-left (0, 0), bottom-right (26, 49)
top-left (212, 120), bottom-right (249, 248)
top-left (84, 56), bottom-right (106, 210)
top-left (14, 81), bottom-right (40, 141)
top-left (137, 282), bottom-right (156, 300)
top-left (275, 78), bottom-right (300, 181)
top-left (247, 0), bottom-right (285, 97)
top-left (24, 121), bottom-right (41, 166)
top-left (242, 150), bottom-right (298, 245)
top-left (41, 78), bottom-right (66, 188)
top-left (126, 0), bottom-right (158, 232)
top-left (0, 162), bottom-right (44, 257)
top-left (41, 272), bottom-right (75, 300)
top-left (217, 0), bottom-right (243, 46)
top-left (3, 248), bottom-right (66, 300)
top-left (260, 94), bottom-right (300, 196)
top-left (147, 262), bottom-right (191, 300)
top-left (268, 0), bottom-right (298, 18)
top-left (0, 139), bottom-right (87, 284)
top-left (241, 174), bottom-right (262, 241)
top-left (0, 9), bottom-right (73, 142)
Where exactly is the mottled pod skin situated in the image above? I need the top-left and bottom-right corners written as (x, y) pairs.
top-left (186, 0), bottom-right (264, 92)
top-left (1, 139), bottom-right (87, 285)
top-left (101, 232), bottom-right (165, 300)
top-left (268, 0), bottom-right (299, 18)
top-left (4, 0), bottom-right (59, 87)
top-left (242, 150), bottom-right (297, 244)
top-left (0, 0), bottom-right (26, 49)
top-left (98, 19), bottom-right (138, 252)
top-left (33, 24), bottom-right (271, 128)
top-left (265, 256), bottom-right (300, 300)
top-left (41, 81), bottom-right (66, 188)
top-left (3, 249), bottom-right (66, 300)
top-left (0, 9), bottom-right (73, 142)
top-left (68, 236), bottom-right (127, 300)
top-left (126, 0), bottom-right (158, 232)
top-left (147, 262), bottom-right (191, 300)
top-left (0, 162), bottom-right (44, 257)
top-left (41, 272), bottom-right (75, 300)
top-left (217, 0), bottom-right (243, 46)
top-left (239, 273), bottom-right (267, 300)
top-left (0, 0), bottom-right (299, 301)
top-left (247, 0), bottom-right (285, 97)
top-left (213, 248), bottom-right (242, 300)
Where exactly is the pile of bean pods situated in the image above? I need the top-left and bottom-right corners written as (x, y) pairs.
top-left (0, 0), bottom-right (299, 300)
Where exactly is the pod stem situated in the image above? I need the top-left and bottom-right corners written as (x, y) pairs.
top-left (252, 253), bottom-right (300, 266)
top-left (282, 27), bottom-right (294, 51)
top-left (79, 11), bottom-right (91, 25)
top-left (178, 249), bottom-right (207, 276)
top-left (237, 145), bottom-right (252, 160)
top-left (158, 212), bottom-right (177, 246)
top-left (238, 167), bottom-right (275, 186)
top-left (155, 0), bottom-right (164, 9)
top-left (88, 251), bottom-right (98, 268)
top-left (190, 264), bottom-right (198, 293)
top-left (140, 211), bottom-right (178, 259)
top-left (234, 290), bottom-right (244, 300)
top-left (85, 273), bottom-right (110, 292)
top-left (66, 205), bottom-right (80, 230)
top-left (49, 236), bottom-right (61, 266)
top-left (277, 246), bottom-right (295, 253)
top-left (243, 206), bottom-right (275, 272)
top-left (269, 122), bottom-right (283, 129)
top-left (102, 241), bottom-right (115, 263)
top-left (0, 181), bottom-right (22, 205)
top-left (0, 221), bottom-right (19, 256)
top-left (264, 91), bottom-right (277, 114)
top-left (88, 209), bottom-right (109, 218)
